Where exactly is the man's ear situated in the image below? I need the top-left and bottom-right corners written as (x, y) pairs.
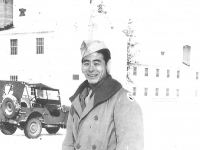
top-left (106, 59), bottom-right (111, 74)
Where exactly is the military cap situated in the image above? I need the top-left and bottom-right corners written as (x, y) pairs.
top-left (80, 40), bottom-right (108, 58)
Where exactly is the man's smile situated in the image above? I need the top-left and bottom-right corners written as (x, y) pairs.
top-left (87, 74), bottom-right (98, 78)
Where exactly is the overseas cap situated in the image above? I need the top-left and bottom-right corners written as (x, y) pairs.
top-left (80, 40), bottom-right (108, 58)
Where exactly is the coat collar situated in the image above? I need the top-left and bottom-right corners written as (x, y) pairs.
top-left (69, 74), bottom-right (122, 108)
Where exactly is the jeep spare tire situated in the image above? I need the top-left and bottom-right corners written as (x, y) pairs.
top-left (2, 97), bottom-right (20, 119)
top-left (24, 118), bottom-right (42, 139)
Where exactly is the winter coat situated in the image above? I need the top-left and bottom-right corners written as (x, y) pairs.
top-left (62, 75), bottom-right (144, 150)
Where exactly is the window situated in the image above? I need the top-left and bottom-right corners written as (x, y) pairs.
top-left (156, 69), bottom-right (159, 77)
top-left (73, 74), bottom-right (79, 80)
top-left (31, 87), bottom-right (34, 95)
top-left (195, 90), bottom-right (198, 97)
top-left (133, 87), bottom-right (136, 96)
top-left (176, 89), bottom-right (179, 97)
top-left (196, 72), bottom-right (199, 80)
top-left (36, 38), bottom-right (44, 54)
top-left (166, 88), bottom-right (169, 96)
top-left (133, 67), bottom-right (137, 75)
top-left (167, 70), bottom-right (170, 78)
top-left (177, 70), bottom-right (180, 78)
top-left (144, 88), bottom-right (148, 96)
top-left (10, 39), bottom-right (18, 55)
top-left (10, 75), bottom-right (18, 81)
top-left (145, 68), bottom-right (148, 76)
top-left (155, 88), bottom-right (159, 96)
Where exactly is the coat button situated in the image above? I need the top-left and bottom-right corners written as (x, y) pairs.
top-left (76, 143), bottom-right (81, 149)
top-left (94, 115), bottom-right (98, 121)
top-left (92, 145), bottom-right (96, 150)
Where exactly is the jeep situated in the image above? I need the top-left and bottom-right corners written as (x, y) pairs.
top-left (0, 80), bottom-right (70, 139)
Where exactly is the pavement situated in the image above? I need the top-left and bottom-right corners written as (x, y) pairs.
top-left (1, 98), bottom-right (200, 150)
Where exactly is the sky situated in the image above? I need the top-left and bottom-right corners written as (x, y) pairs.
top-left (13, 0), bottom-right (200, 66)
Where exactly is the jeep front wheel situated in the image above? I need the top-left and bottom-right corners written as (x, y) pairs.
top-left (1, 124), bottom-right (17, 135)
top-left (46, 127), bottom-right (60, 134)
top-left (24, 118), bottom-right (42, 139)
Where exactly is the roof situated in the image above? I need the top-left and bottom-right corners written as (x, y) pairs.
top-left (25, 83), bottom-right (59, 91)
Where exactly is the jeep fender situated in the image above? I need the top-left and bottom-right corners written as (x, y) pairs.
top-left (26, 111), bottom-right (44, 123)
top-left (18, 108), bottom-right (44, 124)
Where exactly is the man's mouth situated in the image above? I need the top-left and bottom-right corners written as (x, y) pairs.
top-left (87, 74), bottom-right (98, 78)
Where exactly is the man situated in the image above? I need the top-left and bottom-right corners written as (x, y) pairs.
top-left (62, 40), bottom-right (144, 150)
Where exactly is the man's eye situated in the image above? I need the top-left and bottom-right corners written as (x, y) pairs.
top-left (94, 63), bottom-right (100, 66)
top-left (83, 63), bottom-right (89, 66)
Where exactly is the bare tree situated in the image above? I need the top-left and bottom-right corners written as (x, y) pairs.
top-left (123, 19), bottom-right (140, 83)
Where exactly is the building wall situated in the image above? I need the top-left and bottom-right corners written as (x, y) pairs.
top-left (130, 64), bottom-right (200, 101)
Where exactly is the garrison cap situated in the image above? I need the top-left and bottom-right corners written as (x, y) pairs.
top-left (80, 40), bottom-right (108, 58)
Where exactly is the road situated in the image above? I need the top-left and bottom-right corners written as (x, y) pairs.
top-left (1, 98), bottom-right (200, 150)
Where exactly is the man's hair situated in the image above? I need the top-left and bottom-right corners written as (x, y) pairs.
top-left (81, 49), bottom-right (111, 64)
top-left (97, 49), bottom-right (111, 64)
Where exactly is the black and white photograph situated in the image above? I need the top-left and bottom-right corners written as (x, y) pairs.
top-left (0, 0), bottom-right (200, 150)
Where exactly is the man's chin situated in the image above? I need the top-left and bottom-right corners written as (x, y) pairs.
top-left (87, 78), bottom-right (99, 84)
top-left (88, 80), bottom-right (98, 84)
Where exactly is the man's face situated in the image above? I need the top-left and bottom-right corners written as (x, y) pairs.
top-left (82, 52), bottom-right (107, 84)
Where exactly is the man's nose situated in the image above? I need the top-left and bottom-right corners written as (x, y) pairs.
top-left (89, 63), bottom-right (95, 71)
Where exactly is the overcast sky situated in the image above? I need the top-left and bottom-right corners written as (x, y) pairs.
top-left (14, 0), bottom-right (200, 67)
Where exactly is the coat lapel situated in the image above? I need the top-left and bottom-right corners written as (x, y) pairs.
top-left (72, 95), bottom-right (83, 118)
top-left (80, 95), bottom-right (94, 121)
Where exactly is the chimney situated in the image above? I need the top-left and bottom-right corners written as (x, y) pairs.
top-left (0, 0), bottom-right (13, 30)
top-left (19, 8), bottom-right (26, 16)
top-left (182, 45), bottom-right (191, 66)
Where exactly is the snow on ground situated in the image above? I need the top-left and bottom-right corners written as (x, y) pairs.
top-left (1, 98), bottom-right (200, 150)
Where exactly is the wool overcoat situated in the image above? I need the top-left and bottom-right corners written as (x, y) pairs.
top-left (62, 75), bottom-right (144, 150)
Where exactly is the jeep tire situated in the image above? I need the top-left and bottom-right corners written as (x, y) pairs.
top-left (2, 97), bottom-right (19, 119)
top-left (24, 118), bottom-right (42, 139)
top-left (46, 127), bottom-right (60, 134)
top-left (1, 124), bottom-right (17, 135)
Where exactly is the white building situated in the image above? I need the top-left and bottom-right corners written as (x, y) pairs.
top-left (128, 46), bottom-right (200, 101)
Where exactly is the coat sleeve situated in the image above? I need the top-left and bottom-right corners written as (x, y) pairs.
top-left (114, 91), bottom-right (144, 150)
top-left (62, 108), bottom-right (75, 150)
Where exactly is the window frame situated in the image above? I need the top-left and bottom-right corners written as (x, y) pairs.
top-left (176, 89), bottom-right (179, 97)
top-left (133, 67), bottom-right (137, 76)
top-left (145, 68), bottom-right (148, 77)
top-left (177, 70), bottom-right (180, 78)
top-left (156, 69), bottom-right (159, 77)
top-left (167, 69), bottom-right (170, 78)
top-left (166, 88), bottom-right (169, 96)
top-left (10, 39), bottom-right (18, 55)
top-left (36, 38), bottom-right (44, 54)
top-left (155, 88), bottom-right (159, 96)
top-left (133, 87), bottom-right (136, 96)
top-left (144, 88), bottom-right (148, 96)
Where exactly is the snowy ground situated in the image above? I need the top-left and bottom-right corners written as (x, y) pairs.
top-left (1, 98), bottom-right (200, 150)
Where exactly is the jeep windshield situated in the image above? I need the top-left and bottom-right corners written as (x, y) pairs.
top-left (26, 83), bottom-right (60, 101)
top-left (36, 89), bottom-right (59, 100)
